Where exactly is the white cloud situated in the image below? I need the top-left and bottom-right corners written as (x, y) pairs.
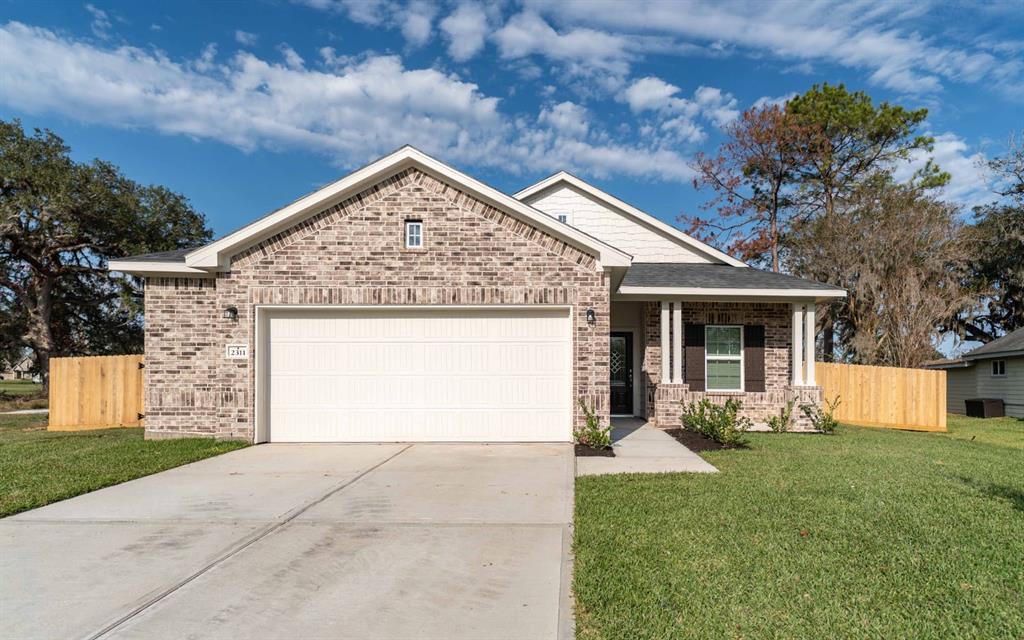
top-left (84, 4), bottom-right (112, 40)
top-left (296, 0), bottom-right (435, 48)
top-left (623, 76), bottom-right (687, 113)
top-left (752, 93), bottom-right (797, 110)
top-left (538, 101), bottom-right (589, 138)
top-left (234, 30), bottom-right (258, 46)
top-left (693, 85), bottom-right (738, 127)
top-left (0, 21), bottom-right (695, 184)
top-left (528, 0), bottom-right (1024, 99)
top-left (277, 43), bottom-right (305, 69)
top-left (493, 12), bottom-right (632, 77)
top-left (620, 76), bottom-right (736, 140)
top-left (400, 0), bottom-right (436, 47)
top-left (896, 132), bottom-right (991, 207)
top-left (440, 2), bottom-right (489, 62)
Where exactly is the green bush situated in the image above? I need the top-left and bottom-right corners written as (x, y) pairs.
top-left (766, 400), bottom-right (795, 433)
top-left (801, 395), bottom-right (841, 434)
top-left (575, 399), bottom-right (611, 449)
top-left (680, 398), bottom-right (751, 447)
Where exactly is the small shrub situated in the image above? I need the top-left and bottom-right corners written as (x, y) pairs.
top-left (680, 398), bottom-right (751, 447)
top-left (801, 395), bottom-right (841, 434)
top-left (575, 399), bottom-right (611, 449)
top-left (766, 400), bottom-right (795, 433)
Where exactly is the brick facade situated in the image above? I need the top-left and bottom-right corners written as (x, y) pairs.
top-left (640, 301), bottom-right (822, 431)
top-left (144, 168), bottom-right (609, 440)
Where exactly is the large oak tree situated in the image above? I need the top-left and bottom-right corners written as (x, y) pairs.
top-left (0, 120), bottom-right (212, 387)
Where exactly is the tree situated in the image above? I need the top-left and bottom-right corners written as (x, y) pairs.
top-left (952, 134), bottom-right (1024, 343)
top-left (786, 83), bottom-right (948, 219)
top-left (784, 83), bottom-right (949, 359)
top-left (0, 119), bottom-right (212, 388)
top-left (786, 178), bottom-right (977, 368)
top-left (682, 105), bottom-right (814, 271)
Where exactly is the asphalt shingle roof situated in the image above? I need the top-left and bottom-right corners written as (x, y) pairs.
top-left (964, 326), bottom-right (1024, 359)
top-left (620, 263), bottom-right (844, 292)
top-left (114, 248), bottom-right (195, 262)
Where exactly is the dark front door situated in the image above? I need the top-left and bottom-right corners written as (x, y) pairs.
top-left (610, 332), bottom-right (633, 415)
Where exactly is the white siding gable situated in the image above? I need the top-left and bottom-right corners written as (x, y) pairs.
top-left (526, 184), bottom-right (722, 264)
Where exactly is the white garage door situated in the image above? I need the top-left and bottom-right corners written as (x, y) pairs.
top-left (264, 308), bottom-right (572, 442)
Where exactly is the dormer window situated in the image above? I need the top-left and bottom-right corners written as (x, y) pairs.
top-left (405, 220), bottom-right (423, 248)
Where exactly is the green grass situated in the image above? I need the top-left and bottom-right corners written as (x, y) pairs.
top-left (0, 379), bottom-right (46, 411)
top-left (574, 415), bottom-right (1024, 639)
top-left (0, 379), bottom-right (42, 396)
top-left (0, 414), bottom-right (248, 517)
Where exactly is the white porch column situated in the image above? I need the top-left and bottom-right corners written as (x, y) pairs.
top-left (791, 303), bottom-right (804, 386)
top-left (660, 301), bottom-right (670, 384)
top-left (804, 304), bottom-right (816, 386)
top-left (672, 302), bottom-right (682, 383)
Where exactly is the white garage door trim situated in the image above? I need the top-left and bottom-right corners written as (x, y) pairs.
top-left (254, 305), bottom-right (574, 443)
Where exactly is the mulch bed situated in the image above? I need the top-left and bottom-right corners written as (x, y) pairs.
top-left (664, 428), bottom-right (744, 451)
top-left (575, 444), bottom-right (615, 457)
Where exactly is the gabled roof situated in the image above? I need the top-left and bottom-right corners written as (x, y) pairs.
top-left (963, 327), bottom-right (1024, 360)
top-left (110, 146), bottom-right (631, 276)
top-left (618, 263), bottom-right (845, 300)
top-left (514, 171), bottom-right (748, 268)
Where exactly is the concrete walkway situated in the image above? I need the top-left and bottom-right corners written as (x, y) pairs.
top-left (1, 442), bottom-right (575, 640)
top-left (576, 419), bottom-right (718, 476)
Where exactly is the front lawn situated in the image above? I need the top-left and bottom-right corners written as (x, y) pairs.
top-left (0, 379), bottom-right (42, 396)
top-left (0, 379), bottom-right (46, 411)
top-left (574, 415), bottom-right (1024, 639)
top-left (0, 414), bottom-right (248, 517)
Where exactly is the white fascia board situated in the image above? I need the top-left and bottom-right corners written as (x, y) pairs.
top-left (515, 171), bottom-right (747, 268)
top-left (107, 260), bottom-right (215, 277)
top-left (615, 286), bottom-right (846, 301)
top-left (186, 147), bottom-right (631, 270)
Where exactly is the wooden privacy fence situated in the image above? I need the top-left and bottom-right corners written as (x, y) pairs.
top-left (48, 355), bottom-right (144, 431)
top-left (816, 362), bottom-right (946, 432)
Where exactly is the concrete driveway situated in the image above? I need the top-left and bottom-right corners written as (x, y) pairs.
top-left (0, 443), bottom-right (574, 639)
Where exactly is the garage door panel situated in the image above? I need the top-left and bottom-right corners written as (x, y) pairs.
top-left (266, 308), bottom-right (571, 442)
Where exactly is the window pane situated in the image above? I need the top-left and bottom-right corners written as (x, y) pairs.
top-left (706, 326), bottom-right (741, 356)
top-left (707, 359), bottom-right (741, 390)
top-left (406, 222), bottom-right (422, 247)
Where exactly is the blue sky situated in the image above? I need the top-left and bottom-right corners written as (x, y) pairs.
top-left (1, 0), bottom-right (1022, 240)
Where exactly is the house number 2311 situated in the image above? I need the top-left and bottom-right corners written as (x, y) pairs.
top-left (225, 344), bottom-right (249, 359)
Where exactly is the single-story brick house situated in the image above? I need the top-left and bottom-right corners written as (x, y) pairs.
top-left (109, 146), bottom-right (845, 442)
top-left (925, 327), bottom-right (1024, 418)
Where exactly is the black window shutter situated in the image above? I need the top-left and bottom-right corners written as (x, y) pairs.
top-left (744, 325), bottom-right (766, 392)
top-left (684, 323), bottom-right (705, 391)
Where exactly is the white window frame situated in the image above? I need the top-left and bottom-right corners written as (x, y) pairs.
top-left (556, 213), bottom-right (568, 224)
top-left (705, 324), bottom-right (744, 392)
top-left (405, 220), bottom-right (423, 248)
top-left (991, 359), bottom-right (1006, 377)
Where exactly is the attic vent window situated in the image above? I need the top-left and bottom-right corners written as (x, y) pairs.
top-left (405, 220), bottom-right (423, 248)
top-left (557, 214), bottom-right (568, 223)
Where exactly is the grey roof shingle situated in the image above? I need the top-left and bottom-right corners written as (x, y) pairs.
top-left (114, 248), bottom-right (195, 262)
top-left (620, 263), bottom-right (844, 292)
top-left (964, 326), bottom-right (1024, 359)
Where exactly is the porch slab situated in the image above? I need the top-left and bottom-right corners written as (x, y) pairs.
top-left (576, 419), bottom-right (718, 476)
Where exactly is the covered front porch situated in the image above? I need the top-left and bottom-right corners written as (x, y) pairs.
top-left (608, 263), bottom-right (846, 430)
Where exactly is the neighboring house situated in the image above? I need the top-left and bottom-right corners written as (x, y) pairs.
top-left (926, 327), bottom-right (1024, 418)
top-left (108, 146), bottom-right (845, 443)
top-left (0, 355), bottom-right (35, 381)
